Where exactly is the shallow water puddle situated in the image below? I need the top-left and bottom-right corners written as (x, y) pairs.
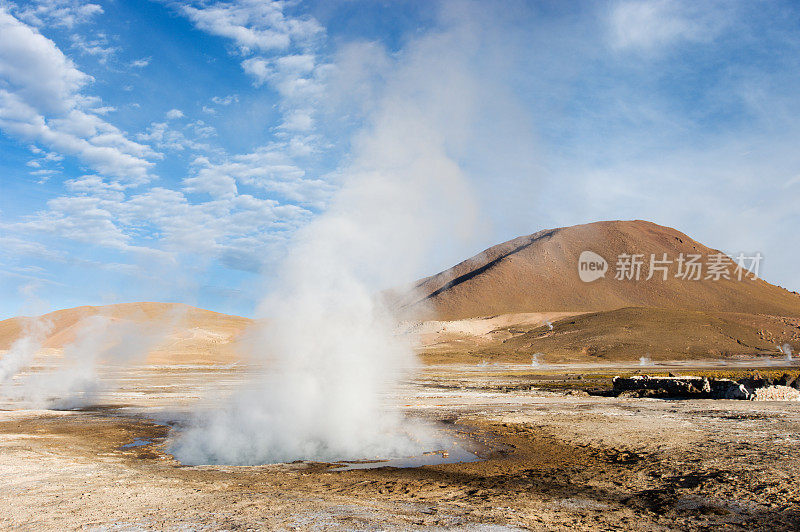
top-left (329, 444), bottom-right (480, 471)
top-left (121, 438), bottom-right (152, 449)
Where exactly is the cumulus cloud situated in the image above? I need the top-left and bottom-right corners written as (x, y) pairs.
top-left (10, 0), bottom-right (103, 28)
top-left (180, 0), bottom-right (322, 54)
top-left (136, 118), bottom-right (219, 153)
top-left (116, 186), bottom-right (310, 262)
top-left (7, 162), bottom-right (313, 276)
top-left (180, 1), bottom-right (329, 146)
top-left (184, 145), bottom-right (334, 208)
top-left (0, 9), bottom-right (158, 184)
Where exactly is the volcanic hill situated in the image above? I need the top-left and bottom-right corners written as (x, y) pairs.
top-left (406, 220), bottom-right (800, 362)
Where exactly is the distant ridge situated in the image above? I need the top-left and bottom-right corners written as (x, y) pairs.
top-left (0, 302), bottom-right (252, 365)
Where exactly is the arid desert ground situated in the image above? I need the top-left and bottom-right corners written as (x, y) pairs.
top-left (1, 361), bottom-right (800, 530)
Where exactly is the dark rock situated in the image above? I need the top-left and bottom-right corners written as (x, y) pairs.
top-left (618, 389), bottom-right (665, 398)
top-left (738, 376), bottom-right (767, 394)
top-left (612, 375), bottom-right (711, 398)
top-left (709, 379), bottom-right (750, 400)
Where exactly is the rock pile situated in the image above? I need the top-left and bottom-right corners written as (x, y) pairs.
top-left (612, 373), bottom-right (800, 401)
top-left (751, 385), bottom-right (800, 401)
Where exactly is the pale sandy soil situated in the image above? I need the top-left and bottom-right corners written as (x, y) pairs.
top-left (406, 312), bottom-right (584, 353)
top-left (1, 364), bottom-right (800, 530)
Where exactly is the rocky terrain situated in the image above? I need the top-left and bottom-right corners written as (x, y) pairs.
top-left (611, 373), bottom-right (800, 400)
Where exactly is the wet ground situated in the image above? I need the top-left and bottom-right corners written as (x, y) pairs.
top-left (1, 363), bottom-right (799, 530)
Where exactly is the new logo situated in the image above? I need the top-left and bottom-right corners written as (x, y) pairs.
top-left (578, 251), bottom-right (608, 282)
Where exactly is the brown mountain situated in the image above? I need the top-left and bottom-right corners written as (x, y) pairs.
top-left (408, 220), bottom-right (800, 321)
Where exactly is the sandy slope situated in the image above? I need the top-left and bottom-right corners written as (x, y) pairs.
top-left (415, 308), bottom-right (800, 364)
top-left (0, 302), bottom-right (253, 365)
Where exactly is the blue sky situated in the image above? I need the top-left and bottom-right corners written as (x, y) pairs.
top-left (0, 0), bottom-right (798, 319)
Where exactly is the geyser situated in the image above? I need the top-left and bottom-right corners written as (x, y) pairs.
top-left (7, 314), bottom-right (171, 409)
top-left (170, 19), bottom-right (484, 466)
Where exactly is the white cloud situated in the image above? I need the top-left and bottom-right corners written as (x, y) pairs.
top-left (211, 94), bottom-right (238, 105)
top-left (65, 174), bottom-right (125, 198)
top-left (165, 108), bottom-right (184, 120)
top-left (241, 54), bottom-right (327, 133)
top-left (21, 194), bottom-right (133, 250)
top-left (180, 2), bottom-right (329, 137)
top-left (29, 168), bottom-right (57, 183)
top-left (11, 0), bottom-right (103, 28)
top-left (183, 169), bottom-right (238, 199)
top-left (180, 0), bottom-right (322, 55)
top-left (242, 54), bottom-right (319, 91)
top-left (70, 32), bottom-right (119, 64)
top-left (136, 121), bottom-right (212, 152)
top-left (130, 57), bottom-right (150, 68)
top-left (7, 180), bottom-right (309, 272)
top-left (279, 109), bottom-right (313, 132)
top-left (184, 145), bottom-right (334, 208)
top-left (89, 106), bottom-right (116, 115)
top-left (0, 9), bottom-right (158, 184)
top-left (608, 0), bottom-right (729, 52)
top-left (240, 56), bottom-right (269, 84)
top-left (0, 11), bottom-right (91, 114)
top-left (187, 120), bottom-right (216, 138)
top-left (0, 236), bottom-right (65, 262)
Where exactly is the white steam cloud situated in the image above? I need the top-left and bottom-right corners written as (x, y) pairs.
top-left (781, 343), bottom-right (793, 361)
top-left (0, 317), bottom-right (53, 385)
top-left (170, 17), bottom-right (488, 465)
top-left (4, 311), bottom-right (178, 409)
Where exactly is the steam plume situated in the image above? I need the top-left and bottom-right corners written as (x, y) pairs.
top-left (170, 18), bottom-right (487, 465)
top-left (8, 313), bottom-right (175, 409)
top-left (0, 317), bottom-right (53, 385)
top-left (781, 343), bottom-right (793, 361)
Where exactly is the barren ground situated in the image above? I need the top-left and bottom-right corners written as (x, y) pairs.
top-left (1, 363), bottom-right (800, 530)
